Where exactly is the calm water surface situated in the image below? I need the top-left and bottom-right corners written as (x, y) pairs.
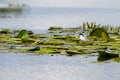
top-left (0, 52), bottom-right (120, 80)
top-left (0, 7), bottom-right (120, 31)
top-left (0, 7), bottom-right (120, 80)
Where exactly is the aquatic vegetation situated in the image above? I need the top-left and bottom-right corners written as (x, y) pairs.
top-left (0, 3), bottom-right (26, 13)
top-left (48, 26), bottom-right (63, 31)
top-left (108, 29), bottom-right (118, 34)
top-left (97, 56), bottom-right (113, 61)
top-left (62, 27), bottom-right (79, 33)
top-left (16, 30), bottom-right (29, 38)
top-left (53, 35), bottom-right (79, 42)
top-left (66, 49), bottom-right (89, 55)
top-left (42, 45), bottom-right (69, 50)
top-left (43, 39), bottom-right (65, 45)
top-left (112, 57), bottom-right (120, 62)
top-left (102, 31), bottom-right (110, 42)
top-left (86, 22), bottom-right (97, 29)
top-left (0, 29), bottom-right (10, 34)
top-left (1, 22), bottom-right (120, 62)
top-left (90, 28), bottom-right (109, 42)
top-left (35, 47), bottom-right (59, 54)
top-left (21, 38), bottom-right (36, 43)
top-left (28, 47), bottom-right (40, 51)
top-left (97, 50), bottom-right (119, 61)
top-left (0, 8), bottom-right (23, 13)
top-left (52, 35), bottom-right (70, 40)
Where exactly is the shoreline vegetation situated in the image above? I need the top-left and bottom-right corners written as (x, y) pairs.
top-left (0, 22), bottom-right (120, 62)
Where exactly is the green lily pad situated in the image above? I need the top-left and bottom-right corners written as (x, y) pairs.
top-left (42, 45), bottom-right (69, 50)
top-left (90, 28), bottom-right (109, 42)
top-left (112, 57), bottom-right (120, 62)
top-left (48, 26), bottom-right (63, 31)
top-left (28, 47), bottom-right (40, 51)
top-left (21, 38), bottom-right (36, 43)
top-left (0, 29), bottom-right (9, 34)
top-left (44, 39), bottom-right (64, 45)
top-left (36, 47), bottom-right (59, 54)
top-left (102, 31), bottom-right (109, 42)
top-left (16, 30), bottom-right (29, 38)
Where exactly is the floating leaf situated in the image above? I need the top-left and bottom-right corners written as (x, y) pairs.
top-left (112, 57), bottom-right (120, 62)
top-left (0, 29), bottom-right (9, 34)
top-left (102, 31), bottom-right (109, 42)
top-left (21, 38), bottom-right (35, 43)
top-left (44, 39), bottom-right (64, 45)
top-left (90, 28), bottom-right (109, 41)
top-left (16, 30), bottom-right (29, 38)
top-left (28, 47), bottom-right (40, 51)
top-left (48, 27), bottom-right (63, 30)
top-left (97, 50), bottom-right (119, 61)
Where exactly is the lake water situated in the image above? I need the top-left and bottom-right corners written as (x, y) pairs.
top-left (0, 7), bottom-right (120, 31)
top-left (0, 52), bottom-right (120, 80)
top-left (1, 7), bottom-right (120, 80)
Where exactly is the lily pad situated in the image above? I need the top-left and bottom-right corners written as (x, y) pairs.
top-left (102, 31), bottom-right (109, 42)
top-left (36, 47), bottom-right (59, 54)
top-left (90, 28), bottom-right (109, 42)
top-left (42, 45), bottom-right (69, 50)
top-left (48, 26), bottom-right (63, 31)
top-left (44, 39), bottom-right (64, 45)
top-left (21, 38), bottom-right (36, 43)
top-left (0, 29), bottom-right (9, 34)
top-left (112, 57), bottom-right (120, 62)
top-left (16, 30), bottom-right (29, 38)
top-left (28, 47), bottom-right (40, 51)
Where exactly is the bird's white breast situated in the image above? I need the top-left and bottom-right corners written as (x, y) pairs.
top-left (80, 35), bottom-right (88, 42)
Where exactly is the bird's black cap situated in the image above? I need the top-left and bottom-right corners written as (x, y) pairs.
top-left (79, 33), bottom-right (83, 35)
